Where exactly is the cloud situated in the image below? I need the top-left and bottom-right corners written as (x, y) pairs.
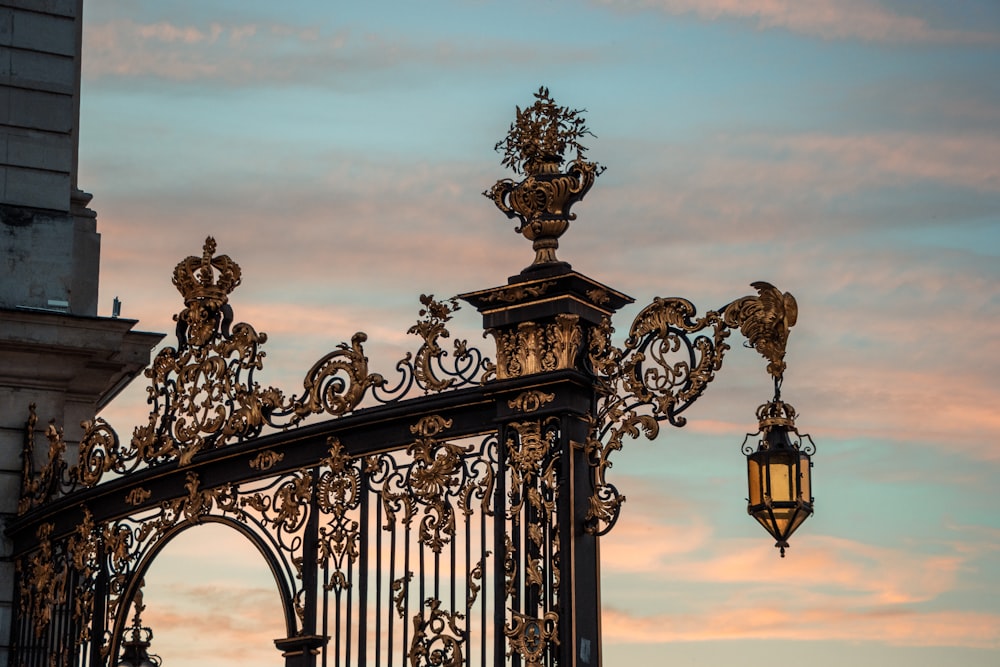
top-left (603, 509), bottom-right (966, 603)
top-left (602, 605), bottom-right (1000, 647)
top-left (767, 132), bottom-right (1000, 193)
top-left (593, 0), bottom-right (1000, 44)
top-left (600, 505), bottom-right (1000, 649)
top-left (82, 17), bottom-right (596, 88)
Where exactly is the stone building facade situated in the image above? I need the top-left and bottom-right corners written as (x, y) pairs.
top-left (0, 0), bottom-right (160, 659)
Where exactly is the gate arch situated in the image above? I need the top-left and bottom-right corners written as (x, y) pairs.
top-left (111, 515), bottom-right (299, 661)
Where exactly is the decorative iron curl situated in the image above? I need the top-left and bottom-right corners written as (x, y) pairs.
top-left (408, 598), bottom-right (466, 667)
top-left (590, 297), bottom-right (731, 434)
top-left (76, 418), bottom-right (127, 487)
top-left (373, 295), bottom-right (494, 403)
top-left (281, 332), bottom-right (386, 421)
top-left (581, 413), bottom-right (657, 536)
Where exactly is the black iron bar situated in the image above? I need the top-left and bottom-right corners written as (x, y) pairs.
top-left (357, 468), bottom-right (371, 667)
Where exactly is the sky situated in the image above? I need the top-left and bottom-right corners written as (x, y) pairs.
top-left (77, 0), bottom-right (1000, 665)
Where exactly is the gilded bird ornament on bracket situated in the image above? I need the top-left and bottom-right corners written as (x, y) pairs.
top-left (723, 281), bottom-right (798, 381)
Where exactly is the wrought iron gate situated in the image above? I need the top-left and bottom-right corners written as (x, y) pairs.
top-left (8, 90), bottom-right (814, 667)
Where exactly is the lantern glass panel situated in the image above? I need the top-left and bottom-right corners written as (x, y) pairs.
top-left (770, 506), bottom-right (796, 538)
top-left (747, 455), bottom-right (764, 506)
top-left (766, 450), bottom-right (796, 503)
top-left (799, 452), bottom-right (811, 501)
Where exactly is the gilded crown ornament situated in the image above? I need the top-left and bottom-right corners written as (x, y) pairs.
top-left (485, 87), bottom-right (603, 270)
top-left (171, 236), bottom-right (242, 347)
top-left (172, 236), bottom-right (241, 308)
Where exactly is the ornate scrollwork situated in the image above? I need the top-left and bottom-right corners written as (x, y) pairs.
top-left (467, 553), bottom-right (490, 608)
top-left (19, 523), bottom-right (67, 639)
top-left (373, 417), bottom-right (461, 550)
top-left (27, 242), bottom-right (494, 494)
top-left (249, 450), bottom-right (284, 471)
top-left (124, 238), bottom-right (290, 468)
top-left (409, 295), bottom-right (461, 393)
top-left (505, 609), bottom-right (559, 667)
top-left (317, 438), bottom-right (362, 591)
top-left (408, 598), bottom-right (466, 667)
top-left (507, 391), bottom-right (556, 413)
top-left (393, 572), bottom-right (414, 619)
top-left (479, 281), bottom-right (556, 304)
top-left (506, 419), bottom-right (559, 525)
top-left (374, 295), bottom-right (494, 402)
top-left (76, 417), bottom-right (125, 487)
top-left (241, 472), bottom-right (311, 535)
top-left (287, 332), bottom-right (385, 419)
top-left (67, 508), bottom-right (99, 647)
top-left (406, 416), bottom-right (469, 553)
top-left (125, 488), bottom-right (152, 506)
top-left (19, 407), bottom-right (71, 514)
top-left (506, 419), bottom-right (561, 602)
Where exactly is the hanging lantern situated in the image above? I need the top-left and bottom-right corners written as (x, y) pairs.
top-left (744, 398), bottom-right (815, 557)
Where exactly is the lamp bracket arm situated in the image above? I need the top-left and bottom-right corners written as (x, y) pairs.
top-left (582, 283), bottom-right (799, 537)
top-left (588, 296), bottom-right (731, 429)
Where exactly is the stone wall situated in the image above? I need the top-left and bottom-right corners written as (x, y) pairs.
top-left (0, 0), bottom-right (99, 316)
top-left (0, 2), bottom-right (162, 662)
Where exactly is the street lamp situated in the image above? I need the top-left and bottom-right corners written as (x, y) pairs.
top-left (744, 383), bottom-right (815, 557)
top-left (484, 86), bottom-right (818, 556)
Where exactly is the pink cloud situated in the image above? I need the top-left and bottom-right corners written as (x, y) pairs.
top-left (602, 605), bottom-right (1000, 647)
top-left (596, 0), bottom-right (999, 44)
top-left (81, 18), bottom-right (597, 87)
top-left (773, 132), bottom-right (1000, 193)
top-left (603, 506), bottom-right (968, 605)
top-left (599, 505), bottom-right (999, 649)
top-left (134, 21), bottom-right (222, 44)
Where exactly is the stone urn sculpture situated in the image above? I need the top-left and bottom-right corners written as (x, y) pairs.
top-left (485, 87), bottom-right (603, 272)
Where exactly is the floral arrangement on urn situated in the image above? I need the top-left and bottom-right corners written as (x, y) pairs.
top-left (485, 87), bottom-right (604, 271)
